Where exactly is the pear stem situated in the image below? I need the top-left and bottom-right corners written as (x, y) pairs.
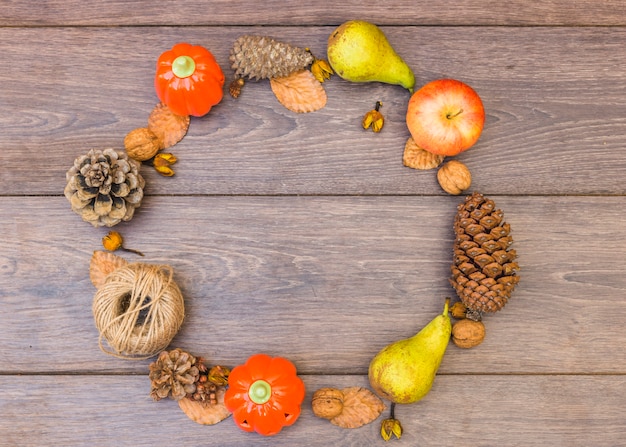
top-left (443, 297), bottom-right (451, 315)
top-left (390, 402), bottom-right (396, 419)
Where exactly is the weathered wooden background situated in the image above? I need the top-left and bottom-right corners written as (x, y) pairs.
top-left (1, 1), bottom-right (625, 446)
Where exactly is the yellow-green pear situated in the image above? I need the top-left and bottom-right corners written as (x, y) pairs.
top-left (368, 298), bottom-right (451, 404)
top-left (327, 20), bottom-right (415, 92)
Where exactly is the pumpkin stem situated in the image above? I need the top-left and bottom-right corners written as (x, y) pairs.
top-left (172, 55), bottom-right (196, 78)
top-left (248, 379), bottom-right (272, 405)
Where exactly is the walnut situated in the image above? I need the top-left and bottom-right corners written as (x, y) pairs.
top-left (403, 136), bottom-right (445, 170)
top-left (311, 387), bottom-right (385, 429)
top-left (437, 160), bottom-right (472, 195)
top-left (452, 319), bottom-right (486, 348)
top-left (312, 387), bottom-right (344, 419)
top-left (124, 127), bottom-right (163, 161)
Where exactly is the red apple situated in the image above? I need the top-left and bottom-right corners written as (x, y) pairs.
top-left (406, 79), bottom-right (485, 156)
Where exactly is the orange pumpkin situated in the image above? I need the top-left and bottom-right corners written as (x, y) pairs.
top-left (224, 353), bottom-right (305, 436)
top-left (154, 42), bottom-right (224, 117)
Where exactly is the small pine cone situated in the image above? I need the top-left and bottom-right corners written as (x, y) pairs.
top-left (64, 148), bottom-right (145, 227)
top-left (229, 35), bottom-right (314, 81)
top-left (450, 192), bottom-right (520, 319)
top-left (149, 349), bottom-right (200, 401)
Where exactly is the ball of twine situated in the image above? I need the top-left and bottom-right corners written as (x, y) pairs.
top-left (92, 262), bottom-right (185, 360)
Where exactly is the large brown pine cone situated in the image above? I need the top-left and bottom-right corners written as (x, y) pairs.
top-left (230, 35), bottom-right (314, 80)
top-left (450, 192), bottom-right (520, 320)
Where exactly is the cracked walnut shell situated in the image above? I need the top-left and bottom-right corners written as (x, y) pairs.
top-left (437, 160), bottom-right (472, 195)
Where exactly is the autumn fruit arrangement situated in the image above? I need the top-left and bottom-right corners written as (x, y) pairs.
top-left (61, 18), bottom-right (521, 443)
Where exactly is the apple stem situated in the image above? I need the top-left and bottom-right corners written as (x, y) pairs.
top-left (446, 109), bottom-right (463, 119)
top-left (374, 101), bottom-right (382, 112)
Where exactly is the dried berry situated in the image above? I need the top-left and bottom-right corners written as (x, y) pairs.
top-left (102, 231), bottom-right (144, 256)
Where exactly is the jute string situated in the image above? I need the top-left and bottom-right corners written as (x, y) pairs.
top-left (92, 262), bottom-right (185, 360)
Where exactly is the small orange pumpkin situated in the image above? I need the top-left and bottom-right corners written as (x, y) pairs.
top-left (224, 353), bottom-right (305, 436)
top-left (154, 42), bottom-right (224, 117)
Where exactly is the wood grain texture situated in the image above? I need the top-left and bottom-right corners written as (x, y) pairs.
top-left (1, 0), bottom-right (625, 26)
top-left (1, 26), bottom-right (625, 196)
top-left (2, 3), bottom-right (626, 445)
top-left (2, 196), bottom-right (625, 374)
top-left (2, 374), bottom-right (625, 446)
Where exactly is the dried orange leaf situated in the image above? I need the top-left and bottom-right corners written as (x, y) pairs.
top-left (178, 388), bottom-right (231, 425)
top-left (330, 387), bottom-right (386, 429)
top-left (148, 103), bottom-right (190, 149)
top-left (270, 70), bottom-right (327, 113)
top-left (89, 250), bottom-right (128, 288)
top-left (403, 136), bottom-right (445, 170)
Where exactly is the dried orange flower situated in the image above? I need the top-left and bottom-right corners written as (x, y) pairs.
top-left (152, 153), bottom-right (178, 176)
top-left (381, 417), bottom-right (403, 441)
top-left (307, 49), bottom-right (334, 83)
top-left (208, 365), bottom-right (231, 387)
top-left (380, 402), bottom-right (403, 441)
top-left (363, 101), bottom-right (384, 133)
top-left (102, 231), bottom-right (144, 256)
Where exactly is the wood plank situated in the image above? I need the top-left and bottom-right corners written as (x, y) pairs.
top-left (1, 26), bottom-right (625, 196)
top-left (2, 196), bottom-right (625, 374)
top-left (2, 374), bottom-right (624, 446)
top-left (1, 0), bottom-right (625, 26)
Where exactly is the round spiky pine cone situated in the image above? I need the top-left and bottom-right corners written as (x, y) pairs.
top-left (149, 349), bottom-right (200, 401)
top-left (450, 192), bottom-right (520, 320)
top-left (64, 148), bottom-right (145, 227)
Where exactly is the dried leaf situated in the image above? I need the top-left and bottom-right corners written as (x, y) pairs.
top-left (178, 388), bottom-right (231, 425)
top-left (148, 103), bottom-right (190, 149)
top-left (330, 387), bottom-right (385, 429)
top-left (270, 69), bottom-right (327, 113)
top-left (89, 250), bottom-right (128, 288)
top-left (403, 136), bottom-right (445, 170)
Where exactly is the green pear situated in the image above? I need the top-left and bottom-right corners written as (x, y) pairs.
top-left (327, 20), bottom-right (415, 92)
top-left (368, 298), bottom-right (451, 404)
